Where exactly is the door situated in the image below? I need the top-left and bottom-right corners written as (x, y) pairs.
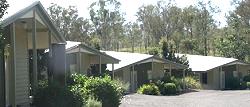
top-left (134, 71), bottom-right (138, 90)
top-left (220, 71), bottom-right (225, 89)
top-left (225, 71), bottom-right (233, 89)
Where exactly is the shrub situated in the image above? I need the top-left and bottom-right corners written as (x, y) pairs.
top-left (137, 83), bottom-right (160, 95)
top-left (247, 82), bottom-right (250, 89)
top-left (33, 84), bottom-right (83, 107)
top-left (170, 77), bottom-right (183, 92)
top-left (184, 76), bottom-right (202, 89)
top-left (70, 74), bottom-right (126, 107)
top-left (85, 97), bottom-right (102, 107)
top-left (243, 75), bottom-right (250, 82)
top-left (148, 47), bottom-right (159, 55)
top-left (161, 83), bottom-right (177, 95)
top-left (161, 73), bottom-right (172, 83)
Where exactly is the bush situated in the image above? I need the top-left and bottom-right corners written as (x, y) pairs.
top-left (161, 83), bottom-right (177, 95)
top-left (161, 73), bottom-right (172, 83)
top-left (137, 83), bottom-right (160, 95)
top-left (70, 74), bottom-right (126, 107)
top-left (170, 77), bottom-right (183, 92)
top-left (148, 47), bottom-right (159, 55)
top-left (184, 76), bottom-right (201, 89)
top-left (86, 97), bottom-right (102, 107)
top-left (247, 82), bottom-right (250, 89)
top-left (243, 75), bottom-right (250, 82)
top-left (33, 84), bottom-right (83, 107)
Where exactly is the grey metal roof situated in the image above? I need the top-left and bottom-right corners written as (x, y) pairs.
top-left (176, 54), bottom-right (249, 72)
top-left (1, 1), bottom-right (66, 43)
top-left (103, 51), bottom-right (187, 71)
top-left (66, 41), bottom-right (120, 63)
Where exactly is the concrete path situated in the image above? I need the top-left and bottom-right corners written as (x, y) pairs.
top-left (120, 90), bottom-right (250, 107)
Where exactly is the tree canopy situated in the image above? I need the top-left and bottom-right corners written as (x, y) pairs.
top-left (46, 0), bottom-right (250, 62)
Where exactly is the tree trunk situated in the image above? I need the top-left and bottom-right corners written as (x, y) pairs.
top-left (204, 37), bottom-right (208, 56)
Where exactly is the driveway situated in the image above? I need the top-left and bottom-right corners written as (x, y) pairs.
top-left (120, 90), bottom-right (250, 107)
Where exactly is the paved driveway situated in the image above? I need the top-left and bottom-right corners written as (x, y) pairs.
top-left (120, 90), bottom-right (250, 107)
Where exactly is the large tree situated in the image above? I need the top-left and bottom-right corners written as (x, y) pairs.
top-left (195, 1), bottom-right (218, 56)
top-left (47, 4), bottom-right (91, 43)
top-left (89, 0), bottom-right (124, 50)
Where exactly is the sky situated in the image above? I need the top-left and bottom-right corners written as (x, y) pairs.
top-left (4, 0), bottom-right (235, 27)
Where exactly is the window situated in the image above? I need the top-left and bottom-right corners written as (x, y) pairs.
top-left (233, 71), bottom-right (238, 77)
top-left (147, 70), bottom-right (152, 80)
top-left (202, 72), bottom-right (208, 84)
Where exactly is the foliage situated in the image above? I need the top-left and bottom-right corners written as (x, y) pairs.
top-left (70, 74), bottom-right (126, 107)
top-left (148, 47), bottom-right (159, 55)
top-left (247, 82), bottom-right (250, 89)
top-left (161, 72), bottom-right (172, 83)
top-left (0, 0), bottom-right (9, 19)
top-left (33, 84), bottom-right (83, 107)
top-left (216, 34), bottom-right (250, 61)
top-left (162, 83), bottom-right (177, 95)
top-left (85, 97), bottom-right (102, 107)
top-left (38, 80), bottom-right (48, 89)
top-left (184, 76), bottom-right (201, 89)
top-left (137, 83), bottom-right (160, 95)
top-left (161, 40), bottom-right (191, 72)
top-left (243, 74), bottom-right (250, 82)
top-left (47, 4), bottom-right (91, 43)
top-left (89, 0), bottom-right (124, 50)
top-left (0, 0), bottom-right (9, 54)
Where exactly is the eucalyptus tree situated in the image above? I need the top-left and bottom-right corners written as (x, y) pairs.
top-left (47, 4), bottom-right (91, 43)
top-left (219, 0), bottom-right (250, 61)
top-left (124, 22), bottom-right (142, 53)
top-left (89, 0), bottom-right (124, 50)
top-left (195, 1), bottom-right (218, 56)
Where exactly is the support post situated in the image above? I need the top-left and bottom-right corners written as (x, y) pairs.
top-left (236, 64), bottom-right (239, 77)
top-left (79, 46), bottom-right (81, 73)
top-left (48, 30), bottom-right (52, 84)
top-left (151, 58), bottom-right (154, 73)
top-left (99, 56), bottom-right (101, 74)
top-left (0, 41), bottom-right (5, 107)
top-left (183, 70), bottom-right (186, 90)
top-left (169, 64), bottom-right (172, 76)
top-left (112, 63), bottom-right (114, 79)
top-left (132, 64), bottom-right (135, 92)
top-left (10, 23), bottom-right (16, 107)
top-left (219, 66), bottom-right (223, 89)
top-left (32, 8), bottom-right (38, 93)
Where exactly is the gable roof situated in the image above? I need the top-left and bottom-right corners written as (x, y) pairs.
top-left (103, 51), bottom-right (187, 71)
top-left (1, 1), bottom-right (66, 43)
top-left (66, 41), bottom-right (120, 63)
top-left (177, 54), bottom-right (249, 72)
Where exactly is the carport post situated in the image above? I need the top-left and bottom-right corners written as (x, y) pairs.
top-left (48, 30), bottom-right (52, 83)
top-left (99, 56), bottom-right (102, 74)
top-left (183, 70), bottom-right (186, 90)
top-left (236, 64), bottom-right (239, 77)
top-left (151, 58), bottom-right (154, 73)
top-left (169, 64), bottom-right (172, 76)
top-left (112, 63), bottom-right (114, 79)
top-left (79, 46), bottom-right (81, 72)
top-left (132, 64), bottom-right (135, 91)
top-left (32, 8), bottom-right (38, 92)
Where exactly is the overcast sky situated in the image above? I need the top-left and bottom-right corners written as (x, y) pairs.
top-left (4, 0), bottom-right (235, 27)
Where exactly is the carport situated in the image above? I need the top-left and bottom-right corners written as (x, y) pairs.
top-left (0, 2), bottom-right (66, 106)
